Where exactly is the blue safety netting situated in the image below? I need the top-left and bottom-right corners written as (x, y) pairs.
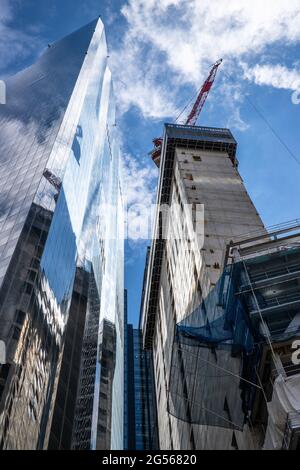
top-left (168, 262), bottom-right (263, 430)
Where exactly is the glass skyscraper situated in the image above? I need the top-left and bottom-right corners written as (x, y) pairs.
top-left (0, 18), bottom-right (124, 450)
top-left (124, 251), bottom-right (159, 450)
top-left (124, 325), bottom-right (159, 450)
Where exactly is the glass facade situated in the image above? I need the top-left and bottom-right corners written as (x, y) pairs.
top-left (124, 325), bottom-right (159, 450)
top-left (0, 18), bottom-right (124, 450)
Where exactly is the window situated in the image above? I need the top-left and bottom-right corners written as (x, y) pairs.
top-left (22, 282), bottom-right (33, 296)
top-left (224, 397), bottom-right (232, 421)
top-left (12, 326), bottom-right (21, 341)
top-left (231, 432), bottom-right (239, 450)
top-left (27, 269), bottom-right (36, 283)
top-left (0, 363), bottom-right (10, 380)
top-left (15, 310), bottom-right (26, 325)
top-left (30, 258), bottom-right (40, 270)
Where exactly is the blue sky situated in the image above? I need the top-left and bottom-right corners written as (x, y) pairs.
top-left (1, 0), bottom-right (300, 326)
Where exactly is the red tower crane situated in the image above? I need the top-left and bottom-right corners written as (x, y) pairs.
top-left (150, 59), bottom-right (223, 167)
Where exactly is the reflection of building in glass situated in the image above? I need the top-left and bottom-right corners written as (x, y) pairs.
top-left (0, 18), bottom-right (124, 450)
top-left (124, 325), bottom-right (159, 450)
top-left (141, 124), bottom-right (300, 450)
top-left (124, 251), bottom-right (159, 450)
top-left (48, 266), bottom-right (89, 450)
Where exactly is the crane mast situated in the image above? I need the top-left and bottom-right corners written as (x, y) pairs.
top-left (151, 59), bottom-right (223, 167)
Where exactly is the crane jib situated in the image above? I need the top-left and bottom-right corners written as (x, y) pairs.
top-left (150, 58), bottom-right (223, 166)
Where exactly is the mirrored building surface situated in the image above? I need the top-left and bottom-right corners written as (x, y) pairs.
top-left (124, 325), bottom-right (159, 450)
top-left (0, 18), bottom-right (124, 450)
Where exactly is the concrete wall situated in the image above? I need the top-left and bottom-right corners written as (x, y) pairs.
top-left (152, 146), bottom-right (264, 450)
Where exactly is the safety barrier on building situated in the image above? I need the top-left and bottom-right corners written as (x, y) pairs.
top-left (168, 244), bottom-right (300, 431)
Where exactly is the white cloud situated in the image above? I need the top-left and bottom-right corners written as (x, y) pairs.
top-left (0, 0), bottom-right (11, 21)
top-left (217, 79), bottom-right (249, 131)
top-left (122, 152), bottom-right (158, 242)
top-left (243, 63), bottom-right (300, 91)
top-left (110, 36), bottom-right (179, 119)
top-left (0, 0), bottom-right (41, 75)
top-left (122, 152), bottom-right (158, 207)
top-left (110, 0), bottom-right (300, 121)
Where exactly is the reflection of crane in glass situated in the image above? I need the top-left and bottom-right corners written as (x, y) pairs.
top-left (43, 169), bottom-right (62, 193)
top-left (150, 59), bottom-right (223, 167)
top-left (72, 125), bottom-right (83, 164)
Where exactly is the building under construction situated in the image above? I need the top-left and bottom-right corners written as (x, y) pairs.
top-left (140, 123), bottom-right (300, 450)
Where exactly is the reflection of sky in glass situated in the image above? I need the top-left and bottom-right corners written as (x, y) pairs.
top-left (0, 18), bottom-right (99, 288)
top-left (0, 18), bottom-right (124, 450)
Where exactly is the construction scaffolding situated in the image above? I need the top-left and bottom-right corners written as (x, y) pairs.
top-left (168, 221), bottom-right (300, 439)
top-left (142, 124), bottom-right (237, 349)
